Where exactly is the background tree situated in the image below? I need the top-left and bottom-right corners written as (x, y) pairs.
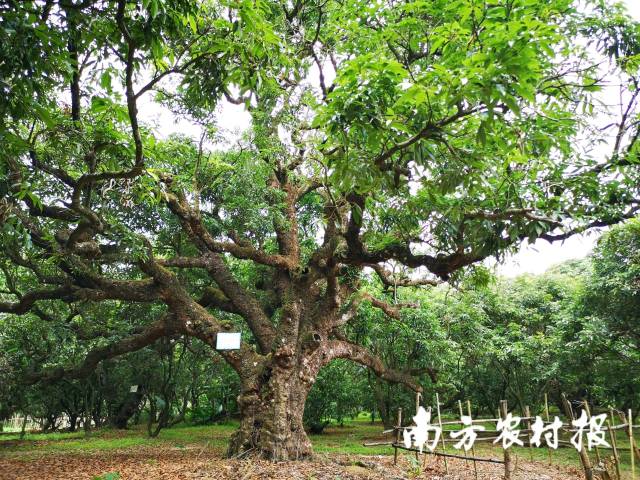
top-left (572, 219), bottom-right (640, 414)
top-left (1, 0), bottom-right (640, 460)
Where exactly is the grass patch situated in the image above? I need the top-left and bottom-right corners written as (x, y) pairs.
top-left (0, 422), bottom-right (238, 457)
top-left (0, 430), bottom-right (87, 442)
top-left (311, 421), bottom-right (392, 455)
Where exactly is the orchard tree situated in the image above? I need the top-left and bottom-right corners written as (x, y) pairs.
top-left (584, 218), bottom-right (640, 338)
top-left (574, 219), bottom-right (640, 411)
top-left (2, 0), bottom-right (640, 460)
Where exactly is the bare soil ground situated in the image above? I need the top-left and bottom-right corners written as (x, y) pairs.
top-left (0, 447), bottom-right (584, 480)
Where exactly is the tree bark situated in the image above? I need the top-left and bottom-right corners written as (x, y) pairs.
top-left (68, 414), bottom-right (78, 432)
top-left (227, 364), bottom-right (314, 461)
top-left (112, 386), bottom-right (144, 429)
top-left (224, 332), bottom-right (424, 460)
top-left (372, 379), bottom-right (393, 429)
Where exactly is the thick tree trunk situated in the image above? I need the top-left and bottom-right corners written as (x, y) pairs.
top-left (112, 386), bottom-right (144, 429)
top-left (68, 414), bottom-right (78, 432)
top-left (227, 366), bottom-right (313, 461)
top-left (92, 399), bottom-right (103, 428)
top-left (372, 379), bottom-right (393, 429)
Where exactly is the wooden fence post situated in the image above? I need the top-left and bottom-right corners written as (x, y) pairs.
top-left (583, 401), bottom-right (601, 465)
top-left (500, 400), bottom-right (512, 480)
top-left (524, 405), bottom-right (534, 461)
top-left (467, 400), bottom-right (479, 480)
top-left (459, 400), bottom-right (469, 468)
top-left (394, 407), bottom-right (402, 465)
top-left (415, 393), bottom-right (422, 462)
top-left (606, 415), bottom-right (621, 480)
top-left (545, 393), bottom-right (553, 465)
top-left (436, 393), bottom-right (449, 474)
top-left (562, 394), bottom-right (593, 480)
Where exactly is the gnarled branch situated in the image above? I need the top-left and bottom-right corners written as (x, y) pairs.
top-left (321, 339), bottom-right (430, 392)
top-left (24, 316), bottom-right (177, 384)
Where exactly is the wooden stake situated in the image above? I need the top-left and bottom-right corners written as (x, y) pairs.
top-left (545, 393), bottom-right (552, 465)
top-left (394, 407), bottom-right (402, 465)
top-left (607, 414), bottom-right (621, 480)
top-left (583, 401), bottom-right (601, 464)
top-left (415, 393), bottom-right (422, 462)
top-left (500, 400), bottom-right (512, 480)
top-left (524, 406), bottom-right (534, 461)
top-left (629, 409), bottom-right (635, 480)
top-left (459, 400), bottom-right (469, 468)
top-left (467, 400), bottom-right (479, 480)
top-left (562, 394), bottom-right (593, 480)
top-left (436, 393), bottom-right (449, 474)
top-left (633, 411), bottom-right (640, 464)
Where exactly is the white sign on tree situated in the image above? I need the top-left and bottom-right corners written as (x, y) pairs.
top-left (216, 332), bottom-right (241, 350)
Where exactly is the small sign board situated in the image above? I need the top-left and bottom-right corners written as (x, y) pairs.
top-left (129, 385), bottom-right (138, 393)
top-left (216, 332), bottom-right (241, 350)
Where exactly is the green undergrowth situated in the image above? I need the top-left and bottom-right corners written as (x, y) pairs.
top-left (0, 422), bottom-right (236, 457)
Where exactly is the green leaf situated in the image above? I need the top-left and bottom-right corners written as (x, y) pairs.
top-left (33, 104), bottom-right (56, 128)
top-left (476, 122), bottom-right (487, 145)
top-left (100, 71), bottom-right (112, 92)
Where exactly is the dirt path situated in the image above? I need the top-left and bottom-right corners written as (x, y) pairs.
top-left (0, 448), bottom-right (584, 480)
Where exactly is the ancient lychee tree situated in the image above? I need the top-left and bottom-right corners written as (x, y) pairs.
top-left (1, 0), bottom-right (640, 460)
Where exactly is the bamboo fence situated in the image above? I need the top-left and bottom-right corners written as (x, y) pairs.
top-left (365, 395), bottom-right (640, 480)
